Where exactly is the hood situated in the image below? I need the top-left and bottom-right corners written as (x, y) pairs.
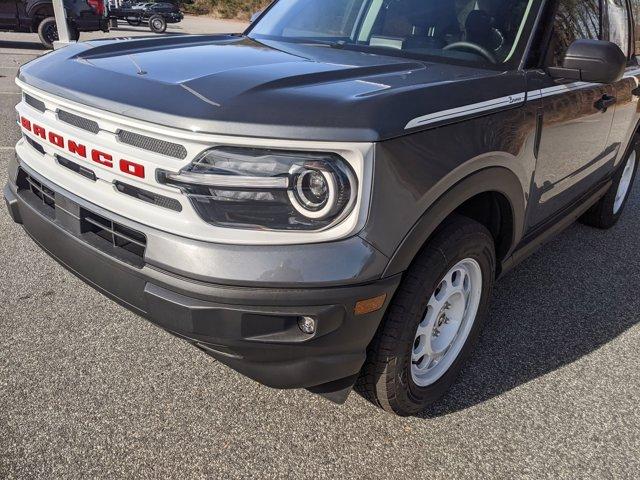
top-left (18, 35), bottom-right (527, 142)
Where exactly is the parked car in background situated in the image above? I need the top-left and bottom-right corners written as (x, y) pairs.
top-left (146, 2), bottom-right (182, 23)
top-left (109, 0), bottom-right (181, 32)
top-left (147, 2), bottom-right (179, 14)
top-left (0, 0), bottom-right (108, 48)
top-left (131, 2), bottom-right (154, 10)
top-left (6, 0), bottom-right (640, 416)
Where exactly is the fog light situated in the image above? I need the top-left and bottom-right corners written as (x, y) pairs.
top-left (298, 316), bottom-right (316, 334)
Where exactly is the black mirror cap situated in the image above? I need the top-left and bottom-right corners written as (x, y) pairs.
top-left (551, 39), bottom-right (627, 84)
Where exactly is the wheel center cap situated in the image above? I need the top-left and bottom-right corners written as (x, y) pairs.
top-left (411, 258), bottom-right (483, 387)
top-left (430, 295), bottom-right (464, 353)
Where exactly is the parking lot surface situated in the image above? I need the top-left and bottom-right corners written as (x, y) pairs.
top-left (1, 18), bottom-right (640, 480)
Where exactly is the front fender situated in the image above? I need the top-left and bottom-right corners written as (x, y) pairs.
top-left (382, 166), bottom-right (527, 277)
top-left (26, 1), bottom-right (53, 17)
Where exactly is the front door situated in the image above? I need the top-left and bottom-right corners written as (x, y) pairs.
top-left (528, 0), bottom-right (617, 228)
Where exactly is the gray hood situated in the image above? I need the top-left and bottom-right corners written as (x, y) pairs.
top-left (18, 34), bottom-right (526, 141)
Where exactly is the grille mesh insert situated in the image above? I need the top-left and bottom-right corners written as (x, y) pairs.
top-left (24, 93), bottom-right (46, 113)
top-left (117, 129), bottom-right (188, 159)
top-left (57, 109), bottom-right (100, 134)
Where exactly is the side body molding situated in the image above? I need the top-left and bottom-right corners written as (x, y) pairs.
top-left (383, 167), bottom-right (526, 278)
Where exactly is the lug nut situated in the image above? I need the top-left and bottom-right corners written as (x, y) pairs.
top-left (298, 316), bottom-right (316, 334)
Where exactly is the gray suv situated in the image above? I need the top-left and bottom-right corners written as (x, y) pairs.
top-left (4, 0), bottom-right (640, 416)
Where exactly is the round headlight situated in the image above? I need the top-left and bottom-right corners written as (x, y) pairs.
top-left (298, 170), bottom-right (329, 208)
top-left (288, 162), bottom-right (351, 220)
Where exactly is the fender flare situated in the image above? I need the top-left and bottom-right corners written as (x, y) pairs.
top-left (382, 166), bottom-right (526, 277)
top-left (27, 1), bottom-right (54, 16)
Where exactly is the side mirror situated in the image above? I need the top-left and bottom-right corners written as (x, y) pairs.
top-left (547, 39), bottom-right (626, 84)
top-left (250, 10), bottom-right (262, 23)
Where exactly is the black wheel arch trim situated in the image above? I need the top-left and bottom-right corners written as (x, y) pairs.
top-left (27, 1), bottom-right (54, 18)
top-left (382, 167), bottom-right (526, 278)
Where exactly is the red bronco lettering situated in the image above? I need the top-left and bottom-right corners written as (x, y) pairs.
top-left (20, 116), bottom-right (146, 179)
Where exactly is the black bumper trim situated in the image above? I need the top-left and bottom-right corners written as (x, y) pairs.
top-left (4, 184), bottom-right (22, 224)
top-left (5, 176), bottom-right (401, 390)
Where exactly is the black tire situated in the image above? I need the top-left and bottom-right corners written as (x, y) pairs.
top-left (37, 17), bottom-right (58, 49)
top-left (148, 14), bottom-right (167, 33)
top-left (37, 17), bottom-right (79, 49)
top-left (356, 215), bottom-right (496, 416)
top-left (580, 141), bottom-right (639, 229)
top-left (69, 24), bottom-right (80, 42)
top-left (126, 16), bottom-right (142, 26)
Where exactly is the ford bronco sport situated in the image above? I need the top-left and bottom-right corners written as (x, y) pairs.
top-left (4, 0), bottom-right (640, 416)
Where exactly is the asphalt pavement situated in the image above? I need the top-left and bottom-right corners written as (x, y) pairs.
top-left (1, 18), bottom-right (640, 479)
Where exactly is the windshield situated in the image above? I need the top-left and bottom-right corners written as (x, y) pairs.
top-left (249, 0), bottom-right (537, 67)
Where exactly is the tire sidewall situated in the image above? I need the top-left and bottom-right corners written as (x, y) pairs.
top-left (38, 17), bottom-right (58, 49)
top-left (609, 142), bottom-right (639, 222)
top-left (149, 14), bottom-right (166, 33)
top-left (38, 17), bottom-right (79, 49)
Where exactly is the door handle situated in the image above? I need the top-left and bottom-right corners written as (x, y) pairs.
top-left (594, 94), bottom-right (617, 113)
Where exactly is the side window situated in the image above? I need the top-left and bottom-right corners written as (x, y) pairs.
top-left (631, 0), bottom-right (640, 55)
top-left (608, 0), bottom-right (630, 57)
top-left (547, 0), bottom-right (602, 66)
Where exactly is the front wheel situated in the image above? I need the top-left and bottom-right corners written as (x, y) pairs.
top-left (580, 142), bottom-right (638, 229)
top-left (356, 215), bottom-right (496, 416)
top-left (37, 17), bottom-right (79, 49)
top-left (148, 14), bottom-right (167, 33)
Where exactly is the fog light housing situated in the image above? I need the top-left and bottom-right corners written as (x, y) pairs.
top-left (298, 316), bottom-right (316, 334)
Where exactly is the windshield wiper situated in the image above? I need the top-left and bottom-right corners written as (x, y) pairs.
top-left (299, 40), bottom-right (348, 49)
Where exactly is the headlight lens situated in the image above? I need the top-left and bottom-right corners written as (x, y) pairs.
top-left (158, 147), bottom-right (357, 231)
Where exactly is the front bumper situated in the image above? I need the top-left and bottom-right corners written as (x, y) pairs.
top-left (4, 154), bottom-right (400, 394)
top-left (164, 13), bottom-right (183, 23)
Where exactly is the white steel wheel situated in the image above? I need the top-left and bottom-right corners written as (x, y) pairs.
top-left (357, 215), bottom-right (495, 415)
top-left (614, 150), bottom-right (637, 214)
top-left (411, 258), bottom-right (483, 387)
